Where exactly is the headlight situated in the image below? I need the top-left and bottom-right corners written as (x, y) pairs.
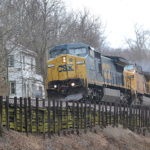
top-left (62, 56), bottom-right (66, 63)
top-left (54, 85), bottom-right (57, 88)
top-left (71, 82), bottom-right (75, 87)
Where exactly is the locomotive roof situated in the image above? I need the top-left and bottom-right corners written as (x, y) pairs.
top-left (104, 55), bottom-right (129, 66)
top-left (50, 43), bottom-right (90, 52)
top-left (50, 43), bottom-right (128, 66)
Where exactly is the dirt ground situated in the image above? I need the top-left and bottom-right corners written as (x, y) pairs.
top-left (0, 126), bottom-right (150, 150)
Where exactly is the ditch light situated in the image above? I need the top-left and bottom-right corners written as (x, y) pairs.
top-left (71, 82), bottom-right (75, 87)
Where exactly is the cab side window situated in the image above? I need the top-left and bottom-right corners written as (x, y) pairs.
top-left (94, 51), bottom-right (101, 59)
top-left (98, 63), bottom-right (102, 73)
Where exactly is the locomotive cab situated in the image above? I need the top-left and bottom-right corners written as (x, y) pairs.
top-left (47, 43), bottom-right (90, 101)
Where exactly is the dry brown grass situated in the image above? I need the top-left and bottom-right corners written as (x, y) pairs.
top-left (0, 126), bottom-right (150, 150)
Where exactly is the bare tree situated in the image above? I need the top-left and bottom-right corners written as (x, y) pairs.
top-left (125, 25), bottom-right (150, 62)
top-left (75, 9), bottom-right (106, 50)
top-left (102, 25), bottom-right (150, 72)
top-left (56, 9), bottom-right (106, 50)
top-left (0, 0), bottom-right (21, 95)
top-left (0, 0), bottom-right (108, 92)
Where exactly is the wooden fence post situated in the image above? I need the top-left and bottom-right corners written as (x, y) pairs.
top-left (132, 106), bottom-right (135, 130)
top-left (141, 106), bottom-right (143, 128)
top-left (109, 103), bottom-right (112, 125)
top-left (94, 101), bottom-right (96, 127)
top-left (137, 106), bottom-right (139, 129)
top-left (57, 100), bottom-right (60, 136)
top-left (24, 98), bottom-right (28, 136)
top-left (14, 97), bottom-right (17, 131)
top-left (126, 105), bottom-right (129, 128)
top-left (116, 103), bottom-right (118, 127)
top-left (0, 96), bottom-right (3, 127)
top-left (98, 102), bottom-right (101, 127)
top-left (81, 101), bottom-right (83, 129)
top-left (144, 107), bottom-right (146, 128)
top-left (113, 103), bottom-right (116, 127)
top-left (102, 104), bottom-right (105, 127)
top-left (144, 106), bottom-right (147, 127)
top-left (119, 103), bottom-right (122, 125)
top-left (42, 99), bottom-right (45, 138)
top-left (122, 104), bottom-right (125, 128)
top-left (36, 98), bottom-right (39, 135)
top-left (146, 107), bottom-right (148, 128)
top-left (72, 101), bottom-right (75, 134)
top-left (60, 101), bottom-right (63, 133)
top-left (52, 99), bottom-right (56, 134)
top-left (6, 96), bottom-right (9, 130)
top-left (148, 107), bottom-right (150, 129)
top-left (66, 101), bottom-right (69, 134)
top-left (28, 97), bottom-right (32, 133)
top-left (19, 97), bottom-right (23, 132)
top-left (84, 101), bottom-right (87, 133)
top-left (89, 102), bottom-right (92, 131)
top-left (139, 106), bottom-right (141, 129)
top-left (148, 107), bottom-right (150, 128)
top-left (129, 105), bottom-right (132, 129)
top-left (48, 97), bottom-right (51, 138)
top-left (145, 107), bottom-right (147, 127)
top-left (135, 106), bottom-right (138, 129)
top-left (105, 102), bottom-right (108, 126)
top-left (77, 101), bottom-right (79, 135)
top-left (135, 106), bottom-right (137, 130)
top-left (143, 106), bottom-right (145, 128)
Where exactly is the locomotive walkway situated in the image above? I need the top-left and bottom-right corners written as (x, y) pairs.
top-left (0, 96), bottom-right (150, 137)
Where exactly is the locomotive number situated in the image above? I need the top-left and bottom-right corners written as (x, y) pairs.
top-left (58, 65), bottom-right (74, 72)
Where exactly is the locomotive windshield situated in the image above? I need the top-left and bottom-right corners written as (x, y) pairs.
top-left (50, 49), bottom-right (67, 58)
top-left (124, 65), bottom-right (142, 73)
top-left (50, 47), bottom-right (87, 58)
top-left (124, 65), bottom-right (134, 71)
top-left (68, 48), bottom-right (87, 57)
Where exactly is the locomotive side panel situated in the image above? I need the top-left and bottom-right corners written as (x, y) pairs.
top-left (124, 67), bottom-right (145, 94)
top-left (146, 81), bottom-right (150, 94)
top-left (85, 56), bottom-right (103, 86)
top-left (101, 56), bottom-right (124, 87)
top-left (143, 72), bottom-right (150, 95)
top-left (135, 73), bottom-right (145, 94)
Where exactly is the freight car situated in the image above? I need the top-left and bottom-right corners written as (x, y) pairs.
top-left (47, 43), bottom-right (150, 105)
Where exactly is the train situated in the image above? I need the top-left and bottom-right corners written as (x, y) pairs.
top-left (47, 43), bottom-right (150, 105)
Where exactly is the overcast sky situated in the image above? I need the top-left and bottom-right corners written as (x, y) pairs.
top-left (63, 0), bottom-right (150, 48)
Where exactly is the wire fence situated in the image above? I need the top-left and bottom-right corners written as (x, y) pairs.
top-left (0, 96), bottom-right (150, 137)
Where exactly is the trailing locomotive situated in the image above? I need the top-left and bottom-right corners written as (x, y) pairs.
top-left (47, 43), bottom-right (150, 105)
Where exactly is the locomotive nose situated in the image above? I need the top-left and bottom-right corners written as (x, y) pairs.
top-left (47, 54), bottom-right (86, 85)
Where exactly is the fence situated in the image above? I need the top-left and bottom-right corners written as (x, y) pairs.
top-left (0, 96), bottom-right (150, 137)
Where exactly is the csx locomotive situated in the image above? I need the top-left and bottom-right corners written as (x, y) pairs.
top-left (47, 43), bottom-right (150, 105)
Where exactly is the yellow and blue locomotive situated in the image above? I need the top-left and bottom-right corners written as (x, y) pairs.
top-left (47, 43), bottom-right (150, 105)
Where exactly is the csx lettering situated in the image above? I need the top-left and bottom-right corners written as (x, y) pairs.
top-left (58, 65), bottom-right (74, 72)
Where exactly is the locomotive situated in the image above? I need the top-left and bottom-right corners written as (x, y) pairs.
top-left (47, 43), bottom-right (150, 105)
